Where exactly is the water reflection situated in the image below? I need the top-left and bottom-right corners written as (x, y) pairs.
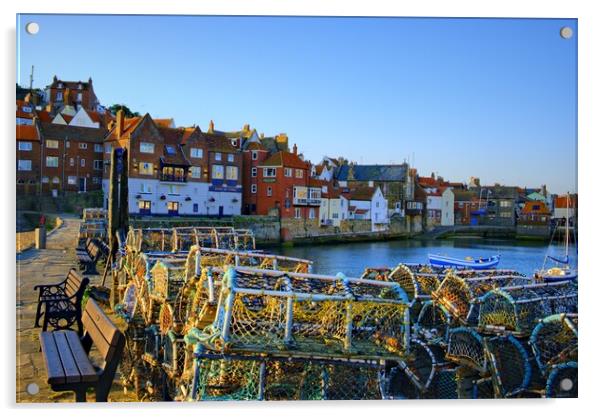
top-left (266, 238), bottom-right (577, 277)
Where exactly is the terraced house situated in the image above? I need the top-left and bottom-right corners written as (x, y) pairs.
top-left (103, 111), bottom-right (243, 216)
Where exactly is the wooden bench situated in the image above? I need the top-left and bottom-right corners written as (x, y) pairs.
top-left (34, 269), bottom-right (90, 336)
top-left (76, 239), bottom-right (99, 274)
top-left (39, 298), bottom-right (125, 402)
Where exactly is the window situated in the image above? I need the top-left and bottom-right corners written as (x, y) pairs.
top-left (77, 92), bottom-right (82, 102)
top-left (284, 168), bottom-right (292, 177)
top-left (251, 184), bottom-right (257, 194)
top-left (165, 145), bottom-right (176, 155)
top-left (46, 156), bottom-right (59, 167)
top-left (94, 160), bottom-right (103, 170)
top-left (215, 152), bottom-right (222, 161)
top-left (18, 160), bottom-right (31, 171)
top-left (295, 208), bottom-right (301, 219)
top-left (227, 154), bottom-right (234, 162)
top-left (226, 166), bottom-right (238, 180)
top-left (295, 169), bottom-right (303, 178)
top-left (267, 187), bottom-right (272, 197)
top-left (140, 142), bottom-right (154, 153)
top-left (193, 203), bottom-right (199, 213)
top-left (285, 199), bottom-right (291, 208)
top-left (251, 167), bottom-right (257, 177)
top-left (263, 168), bottom-right (276, 177)
top-left (70, 158), bottom-right (74, 167)
top-left (376, 202), bottom-right (379, 208)
top-left (56, 92), bottom-right (63, 101)
top-left (251, 151), bottom-right (258, 160)
top-left (188, 166), bottom-right (200, 178)
top-left (80, 159), bottom-right (86, 167)
top-left (92, 177), bottom-right (100, 184)
top-left (190, 148), bottom-right (203, 158)
top-left (46, 140), bottom-right (59, 149)
top-left (68, 176), bottom-right (77, 185)
top-left (52, 177), bottom-right (60, 184)
top-left (66, 141), bottom-right (70, 148)
top-left (94, 144), bottom-right (103, 153)
top-left (18, 142), bottom-right (32, 151)
top-left (42, 177), bottom-right (49, 183)
top-left (139, 162), bottom-right (154, 175)
top-left (105, 144), bottom-right (111, 154)
top-left (79, 143), bottom-right (88, 149)
top-left (212, 165), bottom-right (224, 179)
top-left (309, 208), bottom-right (315, 219)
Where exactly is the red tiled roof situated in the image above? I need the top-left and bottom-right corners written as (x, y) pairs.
top-left (16, 125), bottom-right (39, 141)
top-left (355, 209), bottom-right (369, 215)
top-left (203, 132), bottom-right (238, 152)
top-left (154, 118), bottom-right (174, 128)
top-left (554, 195), bottom-right (577, 209)
top-left (259, 151), bottom-right (309, 170)
top-left (521, 201), bottom-right (551, 215)
top-left (37, 110), bottom-right (52, 123)
top-left (342, 186), bottom-right (376, 201)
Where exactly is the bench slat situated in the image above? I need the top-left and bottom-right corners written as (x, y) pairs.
top-left (64, 331), bottom-right (98, 383)
top-left (53, 331), bottom-right (83, 383)
top-left (82, 301), bottom-right (119, 359)
top-left (40, 332), bottom-right (66, 385)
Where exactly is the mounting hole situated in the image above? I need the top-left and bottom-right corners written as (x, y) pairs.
top-left (560, 26), bottom-right (573, 39)
top-left (560, 378), bottom-right (573, 391)
top-left (26, 383), bottom-right (39, 395)
top-left (25, 22), bottom-right (40, 35)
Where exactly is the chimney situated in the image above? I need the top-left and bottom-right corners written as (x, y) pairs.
top-left (542, 184), bottom-right (548, 197)
top-left (243, 123), bottom-right (250, 132)
top-left (88, 77), bottom-right (93, 85)
top-left (293, 143), bottom-right (298, 155)
top-left (208, 120), bottom-right (215, 133)
top-left (116, 109), bottom-right (125, 139)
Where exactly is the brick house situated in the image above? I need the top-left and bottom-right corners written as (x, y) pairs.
top-left (36, 122), bottom-right (106, 194)
top-left (44, 76), bottom-right (101, 114)
top-left (241, 140), bottom-right (270, 215)
top-left (256, 145), bottom-right (317, 219)
top-left (452, 189), bottom-right (480, 225)
top-left (103, 111), bottom-right (242, 216)
top-left (16, 121), bottom-right (42, 195)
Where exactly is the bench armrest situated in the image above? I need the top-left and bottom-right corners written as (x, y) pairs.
top-left (34, 282), bottom-right (68, 298)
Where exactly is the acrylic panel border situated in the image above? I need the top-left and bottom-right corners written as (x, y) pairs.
top-left (3, 0), bottom-right (600, 416)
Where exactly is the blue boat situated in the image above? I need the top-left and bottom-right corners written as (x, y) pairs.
top-left (428, 254), bottom-right (500, 270)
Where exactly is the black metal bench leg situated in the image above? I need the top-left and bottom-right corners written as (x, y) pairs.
top-left (74, 389), bottom-right (87, 402)
top-left (34, 302), bottom-right (43, 327)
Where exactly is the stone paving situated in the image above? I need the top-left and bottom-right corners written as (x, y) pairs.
top-left (16, 215), bottom-right (136, 403)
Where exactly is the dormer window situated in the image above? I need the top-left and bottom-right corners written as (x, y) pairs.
top-left (78, 83), bottom-right (83, 90)
top-left (231, 139), bottom-right (237, 147)
top-left (165, 145), bottom-right (176, 155)
top-left (57, 82), bottom-right (63, 88)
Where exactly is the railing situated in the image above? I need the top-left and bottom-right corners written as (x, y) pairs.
top-left (160, 174), bottom-right (187, 183)
top-left (307, 198), bottom-right (321, 206)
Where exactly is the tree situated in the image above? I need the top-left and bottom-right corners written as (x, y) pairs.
top-left (108, 104), bottom-right (140, 118)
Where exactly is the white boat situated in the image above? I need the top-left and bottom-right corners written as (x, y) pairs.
top-left (536, 193), bottom-right (577, 282)
top-left (428, 253), bottom-right (500, 270)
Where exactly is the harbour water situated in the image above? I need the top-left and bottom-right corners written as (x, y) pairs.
top-left (269, 238), bottom-right (578, 277)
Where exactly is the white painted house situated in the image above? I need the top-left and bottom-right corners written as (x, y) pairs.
top-left (344, 186), bottom-right (389, 232)
top-left (318, 183), bottom-right (347, 227)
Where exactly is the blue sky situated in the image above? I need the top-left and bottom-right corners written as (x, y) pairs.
top-left (17, 15), bottom-right (577, 194)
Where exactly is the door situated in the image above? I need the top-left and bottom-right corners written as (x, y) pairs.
top-left (218, 206), bottom-right (224, 217)
top-left (168, 201), bottom-right (179, 216)
top-left (79, 177), bottom-right (86, 192)
top-left (138, 200), bottom-right (151, 215)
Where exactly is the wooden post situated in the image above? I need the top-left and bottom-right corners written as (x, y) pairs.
top-left (102, 148), bottom-right (120, 287)
top-left (119, 148), bottom-right (129, 233)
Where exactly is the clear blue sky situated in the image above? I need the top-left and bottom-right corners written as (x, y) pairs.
top-left (17, 15), bottom-right (577, 194)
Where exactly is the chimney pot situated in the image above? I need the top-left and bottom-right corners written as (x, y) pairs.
top-left (293, 143), bottom-right (298, 155)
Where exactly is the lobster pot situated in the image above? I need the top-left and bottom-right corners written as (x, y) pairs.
top-left (129, 228), bottom-right (173, 253)
top-left (360, 268), bottom-right (391, 281)
top-left (162, 330), bottom-right (187, 378)
top-left (189, 355), bottom-right (383, 401)
top-left (143, 325), bottom-right (162, 364)
top-left (214, 268), bottom-right (410, 357)
top-left (171, 230), bottom-right (199, 253)
top-left (387, 264), bottom-right (441, 303)
top-left (529, 313), bottom-right (578, 376)
top-left (422, 367), bottom-right (460, 399)
top-left (433, 272), bottom-right (532, 325)
top-left (478, 282), bottom-right (578, 336)
top-left (471, 377), bottom-right (495, 399)
top-left (234, 229), bottom-right (256, 251)
top-left (446, 327), bottom-right (487, 374)
top-left (454, 269), bottom-right (527, 279)
top-left (484, 334), bottom-right (532, 398)
top-left (216, 232), bottom-right (237, 250)
top-left (150, 260), bottom-right (188, 302)
top-left (389, 338), bottom-right (437, 395)
top-left (545, 361), bottom-right (577, 398)
top-left (415, 301), bottom-right (455, 345)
